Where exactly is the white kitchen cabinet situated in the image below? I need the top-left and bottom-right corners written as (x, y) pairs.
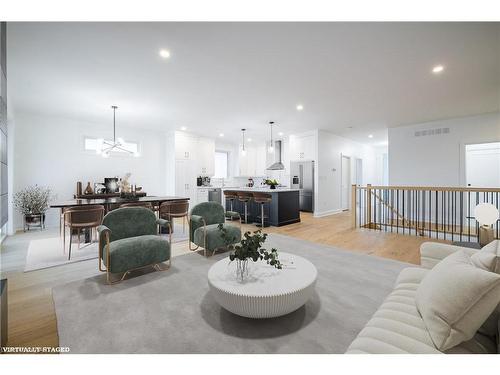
top-left (290, 134), bottom-right (315, 161)
top-left (175, 159), bottom-right (197, 205)
top-left (197, 137), bottom-right (215, 176)
top-left (238, 144), bottom-right (268, 177)
top-left (175, 133), bottom-right (198, 160)
top-left (196, 187), bottom-right (209, 203)
top-left (255, 144), bottom-right (267, 176)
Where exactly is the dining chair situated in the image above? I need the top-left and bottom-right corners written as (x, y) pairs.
top-left (63, 205), bottom-right (105, 260)
top-left (160, 200), bottom-right (190, 234)
top-left (119, 201), bottom-right (154, 210)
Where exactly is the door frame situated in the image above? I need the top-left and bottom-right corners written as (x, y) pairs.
top-left (341, 154), bottom-right (351, 210)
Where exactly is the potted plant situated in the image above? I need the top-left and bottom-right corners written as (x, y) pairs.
top-left (218, 224), bottom-right (282, 281)
top-left (13, 185), bottom-right (53, 230)
top-left (264, 179), bottom-right (279, 189)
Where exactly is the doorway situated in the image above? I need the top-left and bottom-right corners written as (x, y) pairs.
top-left (465, 142), bottom-right (500, 188)
top-left (341, 155), bottom-right (351, 210)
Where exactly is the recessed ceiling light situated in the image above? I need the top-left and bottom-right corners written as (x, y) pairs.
top-left (159, 49), bottom-right (171, 59)
top-left (247, 138), bottom-right (252, 142)
top-left (296, 104), bottom-right (304, 111)
top-left (219, 133), bottom-right (224, 137)
top-left (432, 65), bottom-right (444, 74)
top-left (278, 132), bottom-right (284, 136)
top-left (180, 126), bottom-right (187, 131)
top-left (368, 134), bottom-right (374, 138)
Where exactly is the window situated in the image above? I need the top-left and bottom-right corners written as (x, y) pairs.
top-left (214, 151), bottom-right (228, 179)
top-left (84, 137), bottom-right (139, 155)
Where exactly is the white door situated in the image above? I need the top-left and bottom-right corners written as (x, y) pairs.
top-left (466, 142), bottom-right (500, 187)
top-left (341, 155), bottom-right (351, 210)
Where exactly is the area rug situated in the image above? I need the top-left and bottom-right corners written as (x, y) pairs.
top-left (24, 237), bottom-right (99, 272)
top-left (52, 233), bottom-right (411, 353)
top-left (25, 227), bottom-right (190, 272)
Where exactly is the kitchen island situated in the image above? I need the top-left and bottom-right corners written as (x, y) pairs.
top-left (222, 188), bottom-right (300, 227)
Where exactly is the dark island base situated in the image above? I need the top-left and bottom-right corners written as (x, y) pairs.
top-left (224, 190), bottom-right (300, 227)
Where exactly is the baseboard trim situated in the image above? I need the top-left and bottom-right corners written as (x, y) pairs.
top-left (313, 209), bottom-right (343, 218)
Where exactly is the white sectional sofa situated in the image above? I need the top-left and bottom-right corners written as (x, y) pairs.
top-left (346, 242), bottom-right (500, 354)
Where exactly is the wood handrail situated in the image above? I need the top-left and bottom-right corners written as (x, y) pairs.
top-left (356, 185), bottom-right (500, 193)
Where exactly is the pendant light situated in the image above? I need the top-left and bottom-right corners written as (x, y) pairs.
top-left (97, 106), bottom-right (140, 158)
top-left (268, 121), bottom-right (275, 153)
top-left (241, 128), bottom-right (247, 156)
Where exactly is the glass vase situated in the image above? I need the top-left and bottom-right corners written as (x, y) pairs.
top-left (236, 259), bottom-right (249, 281)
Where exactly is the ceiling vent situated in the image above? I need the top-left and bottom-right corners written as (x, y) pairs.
top-left (414, 127), bottom-right (450, 137)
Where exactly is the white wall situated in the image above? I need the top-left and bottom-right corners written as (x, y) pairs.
top-left (12, 113), bottom-right (167, 230)
top-left (315, 130), bottom-right (380, 217)
top-left (389, 112), bottom-right (500, 187)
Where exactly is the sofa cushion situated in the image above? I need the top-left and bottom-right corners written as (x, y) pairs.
top-left (193, 223), bottom-right (241, 252)
top-left (471, 240), bottom-right (500, 273)
top-left (415, 250), bottom-right (500, 351)
top-left (103, 235), bottom-right (170, 273)
top-left (346, 266), bottom-right (498, 354)
top-left (346, 267), bottom-right (441, 354)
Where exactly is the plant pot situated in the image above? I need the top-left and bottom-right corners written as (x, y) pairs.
top-left (270, 185), bottom-right (276, 189)
top-left (24, 213), bottom-right (46, 231)
top-left (25, 213), bottom-right (45, 224)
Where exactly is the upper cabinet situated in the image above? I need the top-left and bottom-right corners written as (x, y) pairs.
top-left (197, 137), bottom-right (215, 176)
top-left (175, 133), bottom-right (197, 160)
top-left (289, 133), bottom-right (316, 161)
top-left (238, 144), bottom-right (267, 177)
top-left (174, 132), bottom-right (215, 176)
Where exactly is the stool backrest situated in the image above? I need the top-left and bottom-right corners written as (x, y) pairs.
top-left (237, 191), bottom-right (253, 201)
top-left (252, 192), bottom-right (272, 203)
top-left (224, 190), bottom-right (238, 198)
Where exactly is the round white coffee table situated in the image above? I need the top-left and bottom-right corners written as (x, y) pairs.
top-left (207, 252), bottom-right (317, 318)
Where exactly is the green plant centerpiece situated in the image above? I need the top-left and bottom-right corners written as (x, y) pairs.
top-left (218, 223), bottom-right (282, 281)
top-left (264, 179), bottom-right (279, 189)
top-left (13, 185), bottom-right (53, 229)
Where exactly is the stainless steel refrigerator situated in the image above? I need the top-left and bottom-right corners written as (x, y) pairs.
top-left (290, 161), bottom-right (314, 212)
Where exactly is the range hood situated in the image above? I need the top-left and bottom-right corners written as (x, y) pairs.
top-left (267, 140), bottom-right (285, 170)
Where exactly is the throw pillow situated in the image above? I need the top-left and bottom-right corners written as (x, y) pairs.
top-left (471, 240), bottom-right (500, 273)
top-left (416, 250), bottom-right (500, 351)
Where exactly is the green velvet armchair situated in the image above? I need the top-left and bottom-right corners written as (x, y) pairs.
top-left (97, 207), bottom-right (172, 284)
top-left (189, 202), bottom-right (241, 256)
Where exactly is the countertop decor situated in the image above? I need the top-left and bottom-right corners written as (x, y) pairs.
top-left (218, 225), bottom-right (281, 281)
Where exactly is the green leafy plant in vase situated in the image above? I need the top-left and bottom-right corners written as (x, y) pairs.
top-left (218, 224), bottom-right (282, 281)
top-left (264, 179), bottom-right (279, 189)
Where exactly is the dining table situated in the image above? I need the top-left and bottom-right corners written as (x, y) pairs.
top-left (50, 195), bottom-right (190, 210)
top-left (51, 196), bottom-right (190, 240)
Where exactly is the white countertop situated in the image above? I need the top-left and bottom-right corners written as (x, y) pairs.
top-left (222, 187), bottom-right (300, 193)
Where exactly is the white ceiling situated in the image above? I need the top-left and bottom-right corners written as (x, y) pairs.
top-left (7, 22), bottom-right (500, 145)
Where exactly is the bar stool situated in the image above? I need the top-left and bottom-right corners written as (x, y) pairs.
top-left (223, 190), bottom-right (241, 222)
top-left (253, 192), bottom-right (272, 228)
top-left (237, 191), bottom-right (253, 224)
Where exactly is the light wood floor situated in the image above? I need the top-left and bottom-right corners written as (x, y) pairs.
top-left (0, 210), bottom-right (449, 350)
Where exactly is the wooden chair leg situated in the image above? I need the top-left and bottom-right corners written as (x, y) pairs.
top-left (77, 229), bottom-right (81, 249)
top-left (63, 225), bottom-right (66, 254)
top-left (68, 230), bottom-right (73, 260)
